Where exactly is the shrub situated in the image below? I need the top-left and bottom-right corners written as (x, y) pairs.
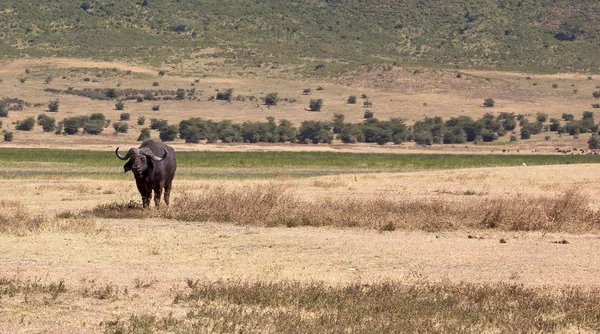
top-left (159, 125), bottom-right (178, 141)
top-left (509, 135), bottom-right (518, 142)
top-left (158, 70), bottom-right (166, 76)
top-left (308, 99), bottom-right (324, 111)
top-left (593, 91), bottom-right (600, 99)
top-left (137, 128), bottom-right (151, 141)
top-left (113, 122), bottom-right (128, 133)
top-left (83, 120), bottom-right (105, 135)
top-left (589, 133), bottom-right (600, 149)
top-left (176, 88), bottom-right (186, 100)
top-left (152, 105), bottom-right (160, 111)
top-left (89, 113), bottom-right (106, 122)
top-left (115, 101), bottom-right (125, 110)
top-left (364, 110), bottom-right (374, 119)
top-left (264, 92), bottom-right (279, 106)
top-left (552, 83), bottom-right (558, 89)
top-left (150, 118), bottom-right (168, 131)
top-left (562, 113), bottom-right (575, 121)
top-left (549, 118), bottom-right (562, 131)
top-left (48, 100), bottom-right (59, 112)
top-left (0, 103), bottom-right (7, 117)
top-left (3, 131), bottom-right (13, 141)
top-left (152, 81), bottom-right (159, 87)
top-left (536, 113), bottom-right (548, 123)
top-left (37, 114), bottom-right (56, 132)
top-left (120, 113), bottom-right (130, 121)
top-left (297, 120), bottom-right (332, 144)
top-left (302, 88), bottom-right (311, 95)
top-left (137, 116), bottom-right (146, 125)
top-left (106, 88), bottom-right (118, 99)
top-left (483, 98), bottom-right (495, 107)
top-left (16, 117), bottom-right (35, 131)
top-left (347, 95), bottom-right (357, 104)
top-left (216, 88), bottom-right (233, 101)
top-left (363, 100), bottom-right (373, 108)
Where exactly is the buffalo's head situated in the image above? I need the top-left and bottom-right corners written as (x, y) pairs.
top-left (115, 146), bottom-right (167, 176)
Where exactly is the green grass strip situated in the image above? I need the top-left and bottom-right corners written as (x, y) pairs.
top-left (0, 148), bottom-right (597, 179)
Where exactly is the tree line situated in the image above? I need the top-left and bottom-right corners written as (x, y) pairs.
top-left (5, 111), bottom-right (598, 147)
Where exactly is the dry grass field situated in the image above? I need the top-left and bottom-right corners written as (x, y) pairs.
top-left (2, 163), bottom-right (600, 332)
top-left (3, 59), bottom-right (600, 332)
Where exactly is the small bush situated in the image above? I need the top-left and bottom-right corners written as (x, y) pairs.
top-left (113, 122), bottom-right (128, 133)
top-left (308, 99), bottom-right (324, 111)
top-left (16, 117), bottom-right (35, 131)
top-left (264, 92), bottom-right (279, 106)
top-left (303, 88), bottom-right (311, 95)
top-left (137, 116), bottom-right (146, 125)
top-left (552, 83), bottom-right (558, 89)
top-left (3, 131), bottom-right (13, 141)
top-left (536, 113), bottom-right (548, 123)
top-left (588, 133), bottom-right (600, 149)
top-left (159, 125), bottom-right (178, 141)
top-left (152, 82), bottom-right (159, 87)
top-left (115, 101), bottom-right (125, 110)
top-left (364, 110), bottom-right (374, 119)
top-left (120, 113), bottom-right (130, 121)
top-left (176, 88), bottom-right (186, 100)
top-left (83, 120), bottom-right (105, 135)
top-left (152, 105), bottom-right (160, 111)
top-left (37, 114), bottom-right (56, 132)
top-left (0, 104), bottom-right (7, 117)
top-left (150, 118), bottom-right (168, 131)
top-left (347, 95), bottom-right (357, 104)
top-left (48, 100), bottom-right (59, 112)
top-left (216, 88), bottom-right (234, 101)
top-left (137, 128), bottom-right (151, 141)
top-left (483, 98), bottom-right (495, 107)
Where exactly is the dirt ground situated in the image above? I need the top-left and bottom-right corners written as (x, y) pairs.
top-left (2, 164), bottom-right (600, 287)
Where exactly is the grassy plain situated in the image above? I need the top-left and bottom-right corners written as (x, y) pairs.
top-left (3, 59), bottom-right (600, 332)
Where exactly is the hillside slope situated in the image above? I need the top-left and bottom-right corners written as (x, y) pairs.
top-left (0, 0), bottom-right (599, 74)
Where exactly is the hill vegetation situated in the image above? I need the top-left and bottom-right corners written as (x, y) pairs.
top-left (1, 0), bottom-right (600, 75)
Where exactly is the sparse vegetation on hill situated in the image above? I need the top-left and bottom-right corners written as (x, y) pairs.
top-left (2, 1), bottom-right (600, 73)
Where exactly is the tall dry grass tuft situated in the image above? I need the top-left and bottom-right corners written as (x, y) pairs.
top-left (479, 188), bottom-right (600, 231)
top-left (105, 279), bottom-right (600, 333)
top-left (91, 185), bottom-right (600, 232)
top-left (0, 200), bottom-right (98, 235)
top-left (0, 200), bottom-right (43, 234)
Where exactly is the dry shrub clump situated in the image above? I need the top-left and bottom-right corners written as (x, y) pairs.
top-left (0, 200), bottom-right (98, 234)
top-left (92, 186), bottom-right (600, 232)
top-left (104, 279), bottom-right (600, 333)
top-left (0, 200), bottom-right (43, 233)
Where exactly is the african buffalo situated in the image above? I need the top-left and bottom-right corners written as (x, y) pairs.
top-left (115, 139), bottom-right (176, 208)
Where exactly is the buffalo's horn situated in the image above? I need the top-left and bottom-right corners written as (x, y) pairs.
top-left (141, 147), bottom-right (167, 162)
top-left (115, 147), bottom-right (133, 160)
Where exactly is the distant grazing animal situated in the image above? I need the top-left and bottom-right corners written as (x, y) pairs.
top-left (115, 139), bottom-right (176, 208)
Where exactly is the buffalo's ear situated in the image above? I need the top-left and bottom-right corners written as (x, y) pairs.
top-left (123, 160), bottom-right (133, 173)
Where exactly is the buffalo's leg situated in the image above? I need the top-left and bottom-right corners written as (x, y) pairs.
top-left (163, 181), bottom-right (172, 206)
top-left (153, 186), bottom-right (163, 207)
top-left (136, 179), bottom-right (152, 208)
